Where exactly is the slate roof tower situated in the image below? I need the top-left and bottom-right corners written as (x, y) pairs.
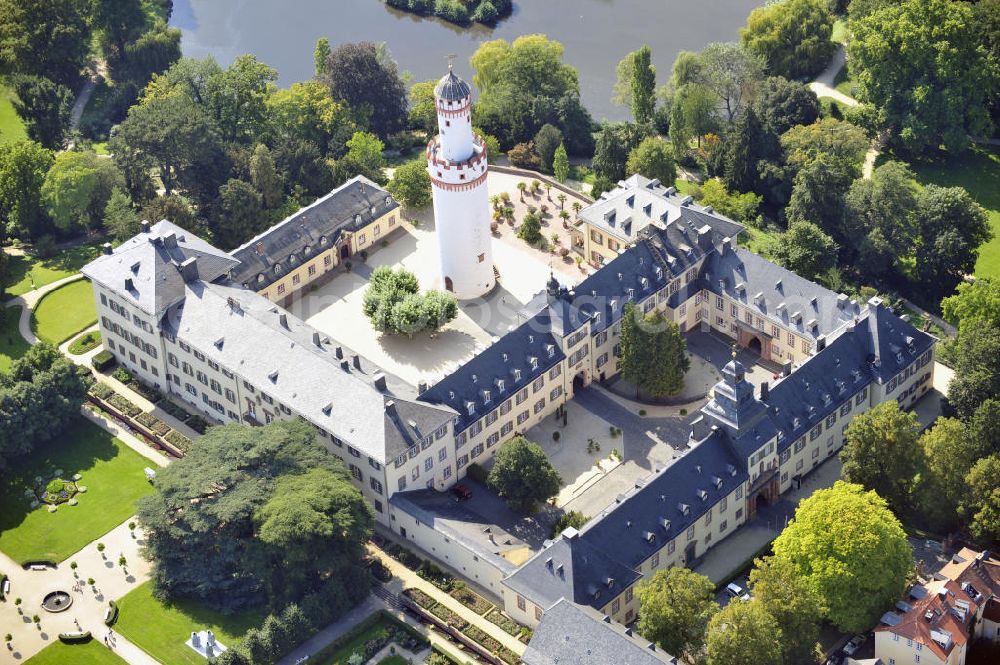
top-left (426, 63), bottom-right (495, 299)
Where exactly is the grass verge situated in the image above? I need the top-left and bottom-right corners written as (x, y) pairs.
top-left (0, 305), bottom-right (29, 372)
top-left (3, 242), bottom-right (102, 297)
top-left (0, 85), bottom-right (27, 145)
top-left (24, 637), bottom-right (127, 664)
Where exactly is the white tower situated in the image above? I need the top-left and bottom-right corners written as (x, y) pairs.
top-left (427, 64), bottom-right (494, 299)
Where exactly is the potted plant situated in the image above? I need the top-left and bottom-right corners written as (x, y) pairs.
top-left (5, 633), bottom-right (12, 650)
top-left (128, 521), bottom-right (136, 538)
top-left (14, 598), bottom-right (21, 614)
top-left (32, 615), bottom-right (40, 630)
top-left (97, 542), bottom-right (106, 558)
top-left (70, 561), bottom-right (78, 577)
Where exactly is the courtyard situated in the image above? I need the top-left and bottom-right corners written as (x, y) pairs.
top-left (287, 172), bottom-right (592, 387)
top-left (0, 416), bottom-right (154, 564)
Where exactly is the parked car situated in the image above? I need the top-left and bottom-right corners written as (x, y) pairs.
top-left (451, 484), bottom-right (472, 501)
top-left (725, 582), bottom-right (751, 601)
top-left (842, 635), bottom-right (864, 656)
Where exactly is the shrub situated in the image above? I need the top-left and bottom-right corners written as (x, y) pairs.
top-left (111, 367), bottom-right (132, 383)
top-left (434, 0), bottom-right (469, 23)
top-left (508, 142), bottom-right (541, 169)
top-left (552, 431), bottom-right (560, 441)
top-left (517, 211), bottom-right (543, 245)
top-left (136, 412), bottom-right (170, 436)
top-left (403, 587), bottom-right (436, 609)
top-left (89, 382), bottom-right (115, 400)
top-left (550, 510), bottom-right (589, 539)
top-left (466, 462), bottom-right (488, 484)
top-left (496, 646), bottom-right (520, 664)
top-left (104, 600), bottom-right (119, 626)
top-left (91, 350), bottom-right (115, 372)
top-left (186, 415), bottom-right (209, 434)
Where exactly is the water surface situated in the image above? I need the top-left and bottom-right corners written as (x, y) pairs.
top-left (172, 0), bottom-right (763, 121)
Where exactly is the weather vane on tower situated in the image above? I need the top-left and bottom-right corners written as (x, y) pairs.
top-left (447, 53), bottom-right (457, 72)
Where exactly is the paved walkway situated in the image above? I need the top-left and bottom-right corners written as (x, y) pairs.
top-left (0, 519), bottom-right (155, 664)
top-left (3, 274), bottom-right (86, 345)
top-left (369, 544), bottom-right (527, 657)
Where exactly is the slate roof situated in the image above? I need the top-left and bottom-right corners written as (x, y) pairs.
top-left (505, 433), bottom-right (747, 612)
top-left (167, 280), bottom-right (453, 462)
top-left (580, 174), bottom-right (742, 248)
top-left (81, 220), bottom-right (239, 318)
top-left (522, 598), bottom-right (678, 665)
top-left (703, 245), bottom-right (862, 339)
top-left (229, 176), bottom-right (398, 290)
top-left (435, 69), bottom-right (471, 102)
top-left (417, 313), bottom-right (566, 433)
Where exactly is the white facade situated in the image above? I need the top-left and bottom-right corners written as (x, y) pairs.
top-left (427, 69), bottom-right (494, 299)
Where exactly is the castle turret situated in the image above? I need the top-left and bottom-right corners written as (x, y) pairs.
top-left (427, 65), bottom-right (495, 299)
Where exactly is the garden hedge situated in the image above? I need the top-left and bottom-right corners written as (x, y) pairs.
top-left (92, 350), bottom-right (115, 372)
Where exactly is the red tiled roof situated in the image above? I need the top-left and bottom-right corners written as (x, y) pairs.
top-left (875, 579), bottom-right (977, 662)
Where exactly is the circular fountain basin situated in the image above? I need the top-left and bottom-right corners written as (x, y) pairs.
top-left (41, 590), bottom-right (73, 613)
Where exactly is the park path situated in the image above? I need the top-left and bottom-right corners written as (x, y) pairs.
top-left (3, 273), bottom-right (86, 345)
top-left (807, 44), bottom-right (881, 179)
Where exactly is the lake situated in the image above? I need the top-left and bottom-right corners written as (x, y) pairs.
top-left (171, 0), bottom-right (763, 121)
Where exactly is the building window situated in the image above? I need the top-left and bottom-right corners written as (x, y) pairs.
top-left (686, 525), bottom-right (695, 541)
top-left (369, 477), bottom-right (383, 495)
top-left (292, 274), bottom-right (300, 286)
top-left (424, 457), bottom-right (433, 472)
top-left (533, 398), bottom-right (546, 414)
top-left (277, 283), bottom-right (286, 295)
top-left (517, 595), bottom-right (526, 611)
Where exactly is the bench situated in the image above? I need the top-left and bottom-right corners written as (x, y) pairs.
top-left (104, 607), bottom-right (111, 622)
top-left (144, 467), bottom-right (156, 481)
top-left (30, 564), bottom-right (48, 571)
top-left (2, 579), bottom-right (9, 596)
top-left (58, 631), bottom-right (91, 644)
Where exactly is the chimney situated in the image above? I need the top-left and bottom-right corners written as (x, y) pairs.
top-left (335, 346), bottom-right (344, 359)
top-left (697, 225), bottom-right (712, 251)
top-left (352, 354), bottom-right (362, 369)
top-left (760, 381), bottom-right (769, 401)
top-left (340, 360), bottom-right (350, 372)
top-left (373, 372), bottom-right (387, 391)
top-left (312, 331), bottom-right (321, 347)
top-left (816, 335), bottom-right (827, 351)
top-left (102, 242), bottom-right (113, 255)
top-left (179, 256), bottom-right (198, 282)
top-left (140, 220), bottom-right (151, 233)
top-left (162, 232), bottom-right (178, 249)
top-left (418, 380), bottom-right (428, 394)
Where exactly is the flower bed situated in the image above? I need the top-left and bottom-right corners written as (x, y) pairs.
top-left (88, 382), bottom-right (115, 401)
top-left (135, 413), bottom-right (170, 436)
top-left (462, 624), bottom-right (502, 653)
top-left (418, 559), bottom-right (457, 592)
top-left (450, 586), bottom-right (493, 615)
top-left (496, 646), bottom-right (520, 664)
top-left (428, 602), bottom-right (469, 631)
top-left (108, 393), bottom-right (142, 418)
top-left (164, 430), bottom-right (192, 453)
top-left (484, 610), bottom-right (522, 636)
top-left (383, 542), bottom-right (422, 570)
top-left (402, 587), bottom-right (436, 610)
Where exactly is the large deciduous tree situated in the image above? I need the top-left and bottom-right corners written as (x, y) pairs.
top-left (321, 42), bottom-right (408, 138)
top-left (0, 139), bottom-right (53, 239)
top-left (768, 221), bottom-right (837, 282)
top-left (849, 0), bottom-right (999, 152)
top-left (486, 436), bottom-right (561, 513)
top-left (136, 419), bottom-right (374, 613)
top-left (386, 159), bottom-right (431, 209)
top-left (843, 161), bottom-right (919, 276)
top-left (0, 0), bottom-right (91, 86)
top-left (533, 123), bottom-right (563, 173)
top-left (947, 326), bottom-right (1000, 420)
top-left (212, 178), bottom-right (266, 249)
top-left (10, 76), bottom-right (74, 150)
top-left (963, 455), bottom-right (1000, 545)
top-left (688, 42), bottom-right (766, 122)
top-left (942, 277), bottom-right (1000, 331)
top-left (841, 400), bottom-right (922, 511)
top-left (636, 567), bottom-right (718, 658)
top-left (705, 600), bottom-right (783, 665)
top-left (41, 150), bottom-right (125, 233)
top-left (362, 266), bottom-right (456, 336)
top-left (748, 555), bottom-right (824, 664)
top-left (772, 481), bottom-right (912, 633)
top-left (592, 122), bottom-right (648, 183)
top-left (614, 45), bottom-right (657, 125)
top-left (740, 0), bottom-right (836, 80)
top-left (915, 417), bottom-right (979, 531)
top-left (626, 137), bottom-right (676, 187)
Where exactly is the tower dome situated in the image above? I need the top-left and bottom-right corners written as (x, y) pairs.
top-left (435, 70), bottom-right (471, 102)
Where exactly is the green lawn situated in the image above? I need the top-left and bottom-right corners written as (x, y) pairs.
top-left (673, 178), bottom-right (700, 197)
top-left (0, 417), bottom-right (155, 564)
top-left (0, 305), bottom-right (29, 372)
top-left (4, 242), bottom-right (102, 297)
top-left (901, 146), bottom-right (1000, 278)
top-left (831, 18), bottom-right (848, 45)
top-left (68, 329), bottom-right (102, 355)
top-left (25, 638), bottom-right (127, 665)
top-left (31, 278), bottom-right (97, 345)
top-left (0, 85), bottom-right (27, 145)
top-left (833, 63), bottom-right (855, 98)
top-left (115, 582), bottom-right (265, 665)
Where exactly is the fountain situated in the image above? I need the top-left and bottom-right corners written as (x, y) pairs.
top-left (41, 590), bottom-right (73, 613)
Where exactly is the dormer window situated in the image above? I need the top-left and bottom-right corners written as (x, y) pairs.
top-left (319, 235), bottom-right (328, 245)
top-left (497, 379), bottom-right (505, 392)
top-left (355, 214), bottom-right (362, 224)
top-left (483, 390), bottom-right (491, 403)
top-left (385, 196), bottom-right (391, 207)
top-left (678, 503), bottom-right (690, 515)
top-left (467, 402), bottom-right (475, 416)
top-left (513, 369), bottom-right (522, 381)
top-left (370, 206), bottom-right (376, 215)
top-left (529, 357), bottom-right (538, 370)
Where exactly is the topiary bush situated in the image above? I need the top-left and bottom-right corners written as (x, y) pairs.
top-left (92, 350), bottom-right (115, 372)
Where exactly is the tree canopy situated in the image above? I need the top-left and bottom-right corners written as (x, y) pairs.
top-left (486, 436), bottom-right (561, 512)
top-left (740, 0), bottom-right (836, 80)
top-left (41, 150), bottom-right (125, 233)
top-left (619, 304), bottom-right (690, 398)
top-left (942, 277), bottom-right (1000, 330)
top-left (772, 481), bottom-right (912, 633)
top-left (386, 159), bottom-right (431, 209)
top-left (841, 400), bottom-right (922, 512)
top-left (748, 555), bottom-right (824, 664)
top-left (849, 0), bottom-right (999, 152)
top-left (136, 419), bottom-right (374, 613)
top-left (705, 599), bottom-right (783, 665)
top-left (321, 42), bottom-right (408, 139)
top-left (636, 567), bottom-right (718, 658)
top-left (614, 45), bottom-right (657, 124)
top-left (362, 266), bottom-right (457, 336)
top-left (626, 137), bottom-right (676, 187)
top-left (768, 221), bottom-right (837, 282)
